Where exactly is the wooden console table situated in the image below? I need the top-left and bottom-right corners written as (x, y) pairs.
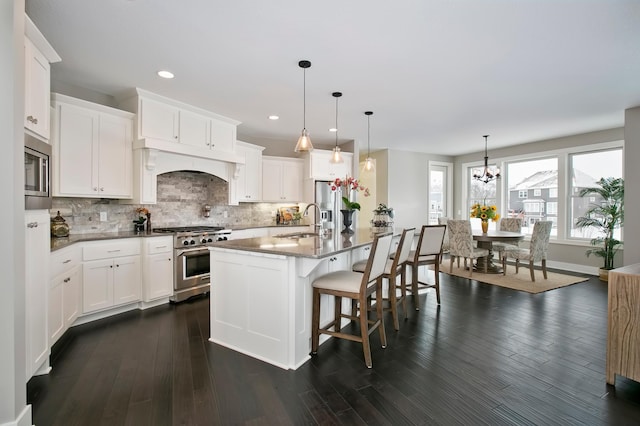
top-left (606, 263), bottom-right (640, 385)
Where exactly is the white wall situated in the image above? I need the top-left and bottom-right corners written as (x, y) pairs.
top-left (1, 1), bottom-right (29, 425)
top-left (624, 107), bottom-right (640, 266)
top-left (384, 150), bottom-right (454, 230)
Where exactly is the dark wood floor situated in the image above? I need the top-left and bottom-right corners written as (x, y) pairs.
top-left (28, 270), bottom-right (640, 425)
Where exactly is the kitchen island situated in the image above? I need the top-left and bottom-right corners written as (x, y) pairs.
top-left (208, 229), bottom-right (397, 369)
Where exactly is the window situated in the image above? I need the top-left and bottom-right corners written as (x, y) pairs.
top-left (549, 188), bottom-right (558, 198)
top-left (569, 148), bottom-right (623, 239)
top-left (468, 166), bottom-right (497, 230)
top-left (547, 202), bottom-right (558, 215)
top-left (506, 158), bottom-right (558, 236)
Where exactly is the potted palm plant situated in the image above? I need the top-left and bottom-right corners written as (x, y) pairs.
top-left (575, 177), bottom-right (624, 281)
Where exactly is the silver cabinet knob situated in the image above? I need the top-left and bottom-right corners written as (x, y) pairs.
top-left (100, 187), bottom-right (104, 191)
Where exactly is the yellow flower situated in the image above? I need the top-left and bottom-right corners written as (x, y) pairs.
top-left (480, 213), bottom-right (488, 220)
top-left (491, 205), bottom-right (497, 211)
top-left (480, 205), bottom-right (488, 212)
top-left (493, 213), bottom-right (501, 222)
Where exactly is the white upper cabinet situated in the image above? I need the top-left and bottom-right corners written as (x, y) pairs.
top-left (262, 156), bottom-right (304, 202)
top-left (24, 15), bottom-right (61, 140)
top-left (124, 89), bottom-right (239, 154)
top-left (235, 141), bottom-right (264, 202)
top-left (305, 149), bottom-right (354, 181)
top-left (52, 94), bottom-right (134, 199)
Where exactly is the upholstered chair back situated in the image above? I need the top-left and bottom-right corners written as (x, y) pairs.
top-left (529, 221), bottom-right (552, 261)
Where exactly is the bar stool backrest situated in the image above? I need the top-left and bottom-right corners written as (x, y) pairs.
top-left (416, 225), bottom-right (447, 259)
top-left (393, 228), bottom-right (416, 269)
top-left (361, 233), bottom-right (394, 292)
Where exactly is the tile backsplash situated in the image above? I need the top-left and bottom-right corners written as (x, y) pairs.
top-left (51, 171), bottom-right (298, 233)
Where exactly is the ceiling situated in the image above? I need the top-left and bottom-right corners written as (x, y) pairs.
top-left (26, 0), bottom-right (640, 156)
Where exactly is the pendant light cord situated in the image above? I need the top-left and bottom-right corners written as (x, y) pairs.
top-left (303, 68), bottom-right (306, 129)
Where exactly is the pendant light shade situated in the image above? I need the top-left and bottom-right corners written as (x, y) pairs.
top-left (363, 111), bottom-right (375, 172)
top-left (294, 60), bottom-right (313, 153)
top-left (329, 92), bottom-right (343, 164)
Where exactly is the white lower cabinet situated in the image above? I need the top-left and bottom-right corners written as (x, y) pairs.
top-left (25, 210), bottom-right (51, 378)
top-left (82, 240), bottom-right (141, 314)
top-left (49, 265), bottom-right (81, 345)
top-left (142, 236), bottom-right (174, 301)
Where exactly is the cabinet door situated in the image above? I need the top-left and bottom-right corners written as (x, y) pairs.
top-left (25, 211), bottom-right (50, 377)
top-left (179, 109), bottom-right (211, 149)
top-left (63, 266), bottom-right (81, 329)
top-left (24, 38), bottom-right (51, 139)
top-left (210, 119), bottom-right (235, 152)
top-left (281, 161), bottom-right (303, 201)
top-left (262, 159), bottom-right (283, 201)
top-left (113, 256), bottom-right (141, 306)
top-left (98, 114), bottom-right (132, 197)
top-left (145, 253), bottom-right (174, 301)
top-left (48, 274), bottom-right (65, 346)
top-left (139, 98), bottom-right (178, 141)
top-left (83, 258), bottom-right (114, 313)
top-left (56, 103), bottom-right (99, 196)
top-left (243, 147), bottom-right (263, 200)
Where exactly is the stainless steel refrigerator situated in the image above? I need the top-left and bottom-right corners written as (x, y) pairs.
top-left (314, 180), bottom-right (336, 231)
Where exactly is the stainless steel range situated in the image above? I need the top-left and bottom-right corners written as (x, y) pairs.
top-left (153, 226), bottom-right (231, 302)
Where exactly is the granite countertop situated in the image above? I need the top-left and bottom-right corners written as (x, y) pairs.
top-left (209, 228), bottom-right (398, 259)
top-left (51, 230), bottom-right (166, 252)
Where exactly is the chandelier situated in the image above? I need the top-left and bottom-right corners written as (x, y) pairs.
top-left (473, 135), bottom-right (500, 183)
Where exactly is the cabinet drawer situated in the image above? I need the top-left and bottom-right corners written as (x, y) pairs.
top-left (83, 239), bottom-right (140, 261)
top-left (145, 236), bottom-right (173, 254)
top-left (50, 245), bottom-right (81, 278)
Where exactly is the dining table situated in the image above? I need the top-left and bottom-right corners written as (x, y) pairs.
top-left (472, 229), bottom-right (526, 274)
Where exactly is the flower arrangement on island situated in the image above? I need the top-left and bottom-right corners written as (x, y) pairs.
top-left (470, 203), bottom-right (500, 222)
top-left (329, 176), bottom-right (370, 211)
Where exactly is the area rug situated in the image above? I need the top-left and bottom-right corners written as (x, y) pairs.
top-left (438, 262), bottom-right (589, 294)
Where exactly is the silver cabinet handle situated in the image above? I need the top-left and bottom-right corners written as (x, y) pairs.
top-left (155, 245), bottom-right (167, 249)
top-left (107, 249), bottom-right (121, 253)
top-left (27, 222), bottom-right (38, 228)
top-left (63, 277), bottom-right (70, 283)
top-left (93, 187), bottom-right (98, 192)
top-left (63, 259), bottom-right (72, 264)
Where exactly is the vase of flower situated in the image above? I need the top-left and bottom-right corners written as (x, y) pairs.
top-left (340, 209), bottom-right (355, 234)
top-left (481, 220), bottom-right (489, 234)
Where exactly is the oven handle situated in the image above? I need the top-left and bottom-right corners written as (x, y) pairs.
top-left (176, 247), bottom-right (209, 257)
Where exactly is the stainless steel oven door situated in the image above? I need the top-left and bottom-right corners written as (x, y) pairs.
top-left (175, 247), bottom-right (210, 291)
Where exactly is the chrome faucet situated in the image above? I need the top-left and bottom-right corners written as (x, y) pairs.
top-left (303, 203), bottom-right (324, 234)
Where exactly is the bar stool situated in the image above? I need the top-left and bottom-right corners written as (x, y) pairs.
top-left (311, 233), bottom-right (393, 368)
top-left (352, 228), bottom-right (416, 330)
top-left (406, 225), bottom-right (446, 310)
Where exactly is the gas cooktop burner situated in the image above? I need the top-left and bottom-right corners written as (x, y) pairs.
top-left (153, 226), bottom-right (226, 233)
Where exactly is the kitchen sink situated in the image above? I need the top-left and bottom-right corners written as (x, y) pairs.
top-left (274, 232), bottom-right (319, 239)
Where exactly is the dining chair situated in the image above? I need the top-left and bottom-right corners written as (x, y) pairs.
top-left (502, 220), bottom-right (553, 281)
top-left (352, 228), bottom-right (416, 330)
top-left (447, 219), bottom-right (489, 277)
top-left (404, 224), bottom-right (446, 310)
top-left (492, 218), bottom-right (523, 260)
top-left (437, 217), bottom-right (451, 264)
top-left (311, 233), bottom-right (393, 368)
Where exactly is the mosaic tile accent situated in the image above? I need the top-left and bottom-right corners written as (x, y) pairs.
top-left (51, 171), bottom-right (296, 234)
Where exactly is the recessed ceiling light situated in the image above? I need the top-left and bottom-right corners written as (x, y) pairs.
top-left (157, 70), bottom-right (174, 79)
top-left (268, 115), bottom-right (279, 120)
top-left (329, 128), bottom-right (337, 132)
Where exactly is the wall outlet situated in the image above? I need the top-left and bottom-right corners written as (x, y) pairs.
top-left (100, 211), bottom-right (107, 222)
top-left (223, 211), bottom-right (228, 218)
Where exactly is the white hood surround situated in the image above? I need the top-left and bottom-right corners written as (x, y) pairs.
top-left (131, 138), bottom-right (244, 205)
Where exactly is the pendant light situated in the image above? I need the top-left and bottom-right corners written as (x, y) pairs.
top-left (472, 135), bottom-right (501, 183)
top-left (294, 60), bottom-right (313, 153)
top-left (329, 92), bottom-right (343, 164)
top-left (363, 111), bottom-right (375, 172)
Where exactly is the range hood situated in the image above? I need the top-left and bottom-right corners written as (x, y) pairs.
top-left (130, 138), bottom-right (245, 205)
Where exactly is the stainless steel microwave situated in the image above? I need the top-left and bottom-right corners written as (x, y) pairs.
top-left (24, 134), bottom-right (52, 210)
